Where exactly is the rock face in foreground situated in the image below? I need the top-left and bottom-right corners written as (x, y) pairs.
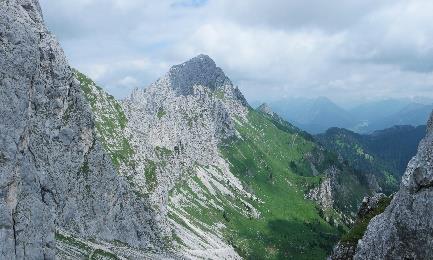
top-left (354, 112), bottom-right (433, 259)
top-left (0, 1), bottom-right (161, 259)
top-left (329, 193), bottom-right (389, 260)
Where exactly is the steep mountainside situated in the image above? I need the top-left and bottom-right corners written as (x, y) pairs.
top-left (118, 55), bottom-right (352, 258)
top-left (81, 55), bottom-right (373, 259)
top-left (330, 193), bottom-right (392, 260)
top-left (0, 1), bottom-right (378, 259)
top-left (0, 1), bottom-right (165, 259)
top-left (317, 125), bottom-right (426, 194)
top-left (368, 125), bottom-right (427, 174)
top-left (353, 112), bottom-right (433, 259)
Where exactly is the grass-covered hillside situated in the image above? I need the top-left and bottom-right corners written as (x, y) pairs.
top-left (222, 110), bottom-right (337, 259)
top-left (316, 126), bottom-right (426, 194)
top-left (167, 107), bottom-right (371, 259)
top-left (221, 110), bottom-right (370, 259)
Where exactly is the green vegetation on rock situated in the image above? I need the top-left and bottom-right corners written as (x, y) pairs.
top-left (144, 160), bottom-right (157, 192)
top-left (75, 70), bottom-right (134, 170)
top-left (90, 249), bottom-right (119, 260)
top-left (56, 232), bottom-right (92, 254)
top-left (157, 106), bottom-right (166, 119)
top-left (155, 146), bottom-right (173, 158)
top-left (56, 232), bottom-right (119, 259)
top-left (169, 109), bottom-right (368, 259)
top-left (214, 89), bottom-right (225, 100)
top-left (341, 196), bottom-right (392, 244)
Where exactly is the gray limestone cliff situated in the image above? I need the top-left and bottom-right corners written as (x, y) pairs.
top-left (122, 54), bottom-right (252, 259)
top-left (353, 111), bottom-right (433, 259)
top-left (0, 1), bottom-right (163, 259)
top-left (168, 54), bottom-right (231, 95)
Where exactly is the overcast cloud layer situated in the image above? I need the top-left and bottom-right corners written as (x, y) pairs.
top-left (39, 0), bottom-right (433, 104)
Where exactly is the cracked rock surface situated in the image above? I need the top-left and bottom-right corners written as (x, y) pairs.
top-left (0, 1), bottom-right (162, 259)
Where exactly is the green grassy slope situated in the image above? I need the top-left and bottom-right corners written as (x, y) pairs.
top-left (217, 110), bottom-right (368, 259)
top-left (166, 107), bottom-right (372, 259)
top-left (221, 111), bottom-right (336, 259)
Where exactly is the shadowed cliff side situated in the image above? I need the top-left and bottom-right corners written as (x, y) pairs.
top-left (0, 1), bottom-right (164, 259)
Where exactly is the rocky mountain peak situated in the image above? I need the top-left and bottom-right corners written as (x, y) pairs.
top-left (257, 103), bottom-right (275, 116)
top-left (167, 54), bottom-right (232, 95)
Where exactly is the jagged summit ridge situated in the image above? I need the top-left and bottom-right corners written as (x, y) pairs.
top-left (166, 54), bottom-right (232, 95)
top-left (130, 54), bottom-right (248, 108)
top-left (257, 103), bottom-right (275, 116)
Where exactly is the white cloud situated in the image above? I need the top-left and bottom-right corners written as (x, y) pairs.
top-left (118, 76), bottom-right (139, 87)
top-left (39, 0), bottom-right (433, 102)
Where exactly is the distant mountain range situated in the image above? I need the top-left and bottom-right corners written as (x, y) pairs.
top-left (266, 97), bottom-right (433, 134)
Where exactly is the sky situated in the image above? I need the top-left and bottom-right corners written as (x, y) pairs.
top-left (38, 0), bottom-right (433, 105)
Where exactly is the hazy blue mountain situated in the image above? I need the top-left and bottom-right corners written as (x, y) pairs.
top-left (268, 97), bottom-right (356, 134)
top-left (363, 103), bottom-right (433, 132)
top-left (266, 97), bottom-right (432, 134)
top-left (267, 97), bottom-right (316, 122)
top-left (349, 99), bottom-right (410, 123)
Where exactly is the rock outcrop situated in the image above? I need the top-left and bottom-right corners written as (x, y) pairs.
top-left (257, 103), bottom-right (276, 117)
top-left (168, 54), bottom-right (233, 96)
top-left (306, 168), bottom-right (337, 210)
top-left (354, 111), bottom-right (433, 259)
top-left (0, 1), bottom-right (162, 259)
top-left (329, 193), bottom-right (388, 260)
